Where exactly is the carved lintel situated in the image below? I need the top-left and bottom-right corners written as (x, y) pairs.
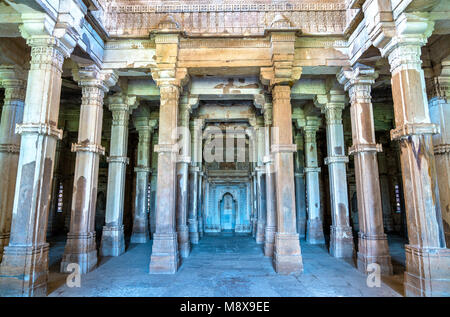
top-left (390, 123), bottom-right (440, 141)
top-left (348, 143), bottom-right (382, 155)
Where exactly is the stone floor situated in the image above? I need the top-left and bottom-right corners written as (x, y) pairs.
top-left (47, 234), bottom-right (406, 297)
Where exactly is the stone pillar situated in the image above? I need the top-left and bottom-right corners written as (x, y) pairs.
top-left (255, 118), bottom-right (267, 244)
top-left (293, 132), bottom-right (306, 239)
top-left (188, 118), bottom-right (202, 244)
top-left (131, 118), bottom-right (157, 243)
top-left (199, 171), bottom-right (206, 237)
top-left (263, 101), bottom-right (277, 256)
top-left (378, 151), bottom-right (395, 232)
top-left (61, 66), bottom-right (117, 273)
top-left (149, 132), bottom-right (159, 235)
top-left (321, 98), bottom-right (354, 258)
top-left (251, 171), bottom-right (258, 237)
top-left (338, 64), bottom-right (393, 275)
top-left (381, 27), bottom-right (450, 295)
top-left (0, 35), bottom-right (75, 296)
top-left (149, 66), bottom-right (188, 273)
top-left (428, 58), bottom-right (450, 247)
top-left (47, 138), bottom-right (62, 238)
top-left (304, 117), bottom-right (325, 245)
top-left (0, 66), bottom-right (25, 262)
top-left (100, 94), bottom-right (136, 256)
top-left (271, 85), bottom-right (303, 274)
top-left (176, 100), bottom-right (191, 258)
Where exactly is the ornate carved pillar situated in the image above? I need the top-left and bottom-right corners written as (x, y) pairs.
top-left (304, 117), bottom-right (325, 245)
top-left (377, 150), bottom-right (395, 232)
top-left (149, 132), bottom-right (159, 235)
top-left (176, 98), bottom-right (191, 258)
top-left (188, 118), bottom-right (203, 245)
top-left (100, 94), bottom-right (136, 257)
top-left (271, 85), bottom-right (303, 273)
top-left (293, 131), bottom-right (306, 239)
top-left (0, 66), bottom-right (25, 261)
top-left (131, 118), bottom-right (157, 243)
top-left (338, 64), bottom-right (393, 275)
top-left (0, 34), bottom-right (76, 296)
top-left (61, 66), bottom-right (117, 273)
top-left (428, 58), bottom-right (450, 247)
top-left (379, 21), bottom-right (450, 295)
top-left (319, 93), bottom-right (354, 258)
top-left (263, 101), bottom-right (277, 256)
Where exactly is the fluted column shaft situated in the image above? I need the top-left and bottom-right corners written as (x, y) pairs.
top-left (0, 69), bottom-right (25, 262)
top-left (323, 102), bottom-right (354, 258)
top-left (0, 36), bottom-right (73, 297)
top-left (100, 95), bottom-right (135, 256)
top-left (62, 66), bottom-right (117, 273)
top-left (304, 118), bottom-right (325, 245)
top-left (271, 85), bottom-right (303, 274)
top-left (383, 37), bottom-right (449, 295)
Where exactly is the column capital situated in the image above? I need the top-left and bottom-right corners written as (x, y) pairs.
top-left (108, 94), bottom-right (138, 124)
top-left (337, 63), bottom-right (379, 93)
top-left (76, 65), bottom-right (118, 92)
top-left (427, 59), bottom-right (450, 102)
top-left (151, 67), bottom-right (189, 90)
top-left (304, 117), bottom-right (321, 134)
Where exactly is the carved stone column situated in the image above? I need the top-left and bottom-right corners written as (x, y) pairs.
top-left (131, 118), bottom-right (157, 243)
top-left (378, 151), bottom-right (395, 232)
top-left (255, 117), bottom-right (267, 244)
top-left (199, 171), bottom-right (206, 237)
top-left (188, 118), bottom-right (203, 244)
top-left (263, 101), bottom-right (277, 256)
top-left (0, 67), bottom-right (25, 262)
top-left (176, 99), bottom-right (191, 258)
top-left (271, 85), bottom-right (303, 274)
top-left (61, 66), bottom-right (117, 273)
top-left (100, 94), bottom-right (136, 257)
top-left (428, 58), bottom-right (450, 247)
top-left (293, 132), bottom-right (306, 239)
top-left (304, 117), bottom-right (325, 245)
top-left (380, 27), bottom-right (450, 295)
top-left (319, 94), bottom-right (354, 258)
top-left (338, 64), bottom-right (393, 275)
top-left (149, 132), bottom-right (159, 235)
top-left (0, 35), bottom-right (75, 296)
top-left (150, 82), bottom-right (183, 273)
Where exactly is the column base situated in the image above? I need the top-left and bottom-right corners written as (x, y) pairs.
top-left (404, 245), bottom-right (450, 297)
top-left (188, 219), bottom-right (199, 244)
top-left (0, 244), bottom-right (49, 297)
top-left (60, 232), bottom-right (97, 274)
top-left (256, 221), bottom-right (265, 244)
top-left (149, 233), bottom-right (180, 274)
top-left (272, 233), bottom-right (303, 274)
top-left (357, 232), bottom-right (393, 275)
top-left (329, 225), bottom-right (354, 258)
top-left (264, 226), bottom-right (276, 257)
top-left (306, 218), bottom-right (325, 244)
top-left (100, 225), bottom-right (125, 257)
